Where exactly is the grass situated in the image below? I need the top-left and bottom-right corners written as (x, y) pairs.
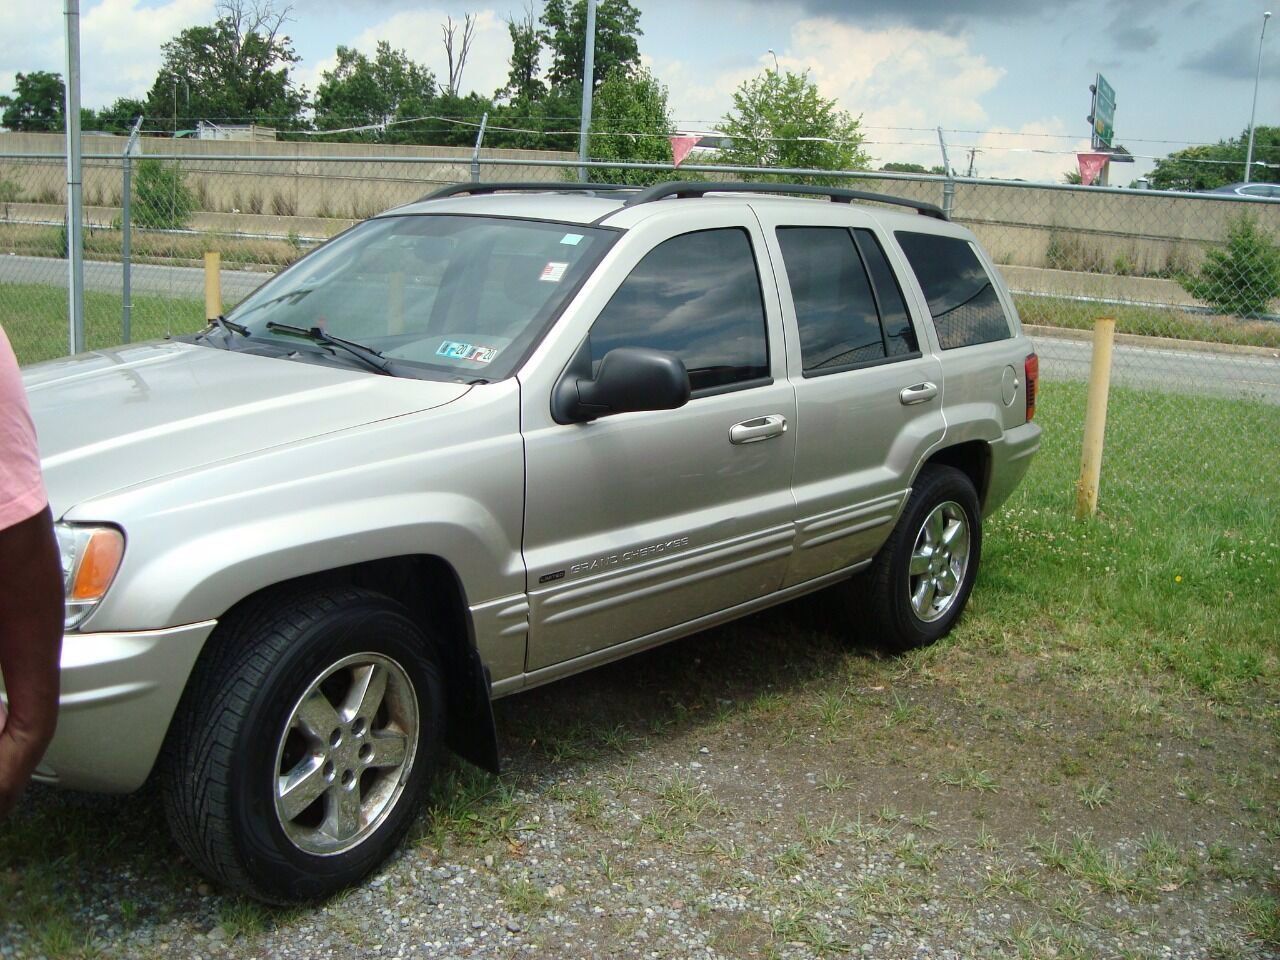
top-left (0, 221), bottom-right (309, 269)
top-left (1016, 294), bottom-right (1280, 349)
top-left (3, 283), bottom-right (205, 365)
top-left (976, 380), bottom-right (1280, 698)
top-left (1, 350), bottom-right (1277, 957)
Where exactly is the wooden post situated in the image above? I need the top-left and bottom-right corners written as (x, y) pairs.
top-left (1075, 317), bottom-right (1116, 519)
top-left (204, 251), bottom-right (222, 320)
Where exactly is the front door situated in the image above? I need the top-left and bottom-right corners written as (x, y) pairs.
top-left (520, 218), bottom-right (797, 672)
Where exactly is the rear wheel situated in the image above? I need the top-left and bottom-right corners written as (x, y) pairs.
top-left (852, 465), bottom-right (982, 652)
top-left (162, 587), bottom-right (445, 903)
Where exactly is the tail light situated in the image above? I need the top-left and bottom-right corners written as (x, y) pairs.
top-left (1024, 352), bottom-right (1039, 421)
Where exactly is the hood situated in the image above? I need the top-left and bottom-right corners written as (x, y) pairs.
top-left (25, 340), bottom-right (470, 516)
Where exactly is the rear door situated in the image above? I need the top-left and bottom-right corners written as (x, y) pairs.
top-left (520, 212), bottom-right (797, 672)
top-left (754, 205), bottom-right (946, 586)
top-left (893, 230), bottom-right (1027, 449)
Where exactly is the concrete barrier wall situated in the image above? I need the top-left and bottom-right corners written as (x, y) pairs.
top-left (0, 132), bottom-right (576, 220)
top-left (3, 132), bottom-right (1279, 274)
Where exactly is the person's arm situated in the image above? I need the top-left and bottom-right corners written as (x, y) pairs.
top-left (0, 505), bottom-right (63, 818)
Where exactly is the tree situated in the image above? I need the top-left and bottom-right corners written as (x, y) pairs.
top-left (1, 71), bottom-right (64, 132)
top-left (540, 0), bottom-right (642, 89)
top-left (442, 14), bottom-right (477, 97)
top-left (718, 68), bottom-right (870, 182)
top-left (142, 0), bottom-right (307, 132)
top-left (1149, 126), bottom-right (1280, 192)
top-left (500, 3), bottom-right (545, 102)
top-left (313, 42), bottom-right (436, 141)
top-left (1180, 215), bottom-right (1280, 317)
top-left (586, 67), bottom-right (674, 184)
top-left (881, 161), bottom-right (945, 175)
top-left (94, 97), bottom-right (147, 134)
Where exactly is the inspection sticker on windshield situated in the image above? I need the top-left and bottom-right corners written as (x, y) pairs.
top-left (540, 261), bottom-right (569, 283)
top-left (560, 233), bottom-right (583, 246)
top-left (436, 340), bottom-right (497, 364)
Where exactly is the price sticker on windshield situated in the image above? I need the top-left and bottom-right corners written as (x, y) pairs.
top-left (540, 261), bottom-right (569, 283)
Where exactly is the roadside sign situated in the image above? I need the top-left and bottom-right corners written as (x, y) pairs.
top-left (1090, 73), bottom-right (1115, 149)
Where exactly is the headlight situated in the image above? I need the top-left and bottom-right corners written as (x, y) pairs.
top-left (55, 524), bottom-right (125, 629)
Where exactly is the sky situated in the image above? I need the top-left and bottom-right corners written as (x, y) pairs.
top-left (1, 0), bottom-right (1277, 183)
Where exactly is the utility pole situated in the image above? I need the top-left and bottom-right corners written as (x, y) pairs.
top-left (1244, 11), bottom-right (1271, 183)
top-left (577, 0), bottom-right (597, 182)
top-left (966, 147), bottom-right (980, 178)
top-left (64, 0), bottom-right (85, 355)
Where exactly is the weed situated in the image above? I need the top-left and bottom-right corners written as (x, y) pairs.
top-left (938, 764), bottom-right (999, 793)
top-left (1077, 780), bottom-right (1113, 809)
top-left (499, 874), bottom-right (552, 915)
top-left (1239, 895), bottom-right (1280, 946)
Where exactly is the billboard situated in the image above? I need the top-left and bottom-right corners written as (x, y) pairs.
top-left (1090, 73), bottom-right (1116, 149)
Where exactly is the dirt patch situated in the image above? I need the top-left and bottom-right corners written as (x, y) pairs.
top-left (3, 590), bottom-right (1276, 959)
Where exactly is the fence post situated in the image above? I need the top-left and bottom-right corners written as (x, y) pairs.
top-left (121, 115), bottom-right (143, 344)
top-left (1075, 317), bottom-right (1116, 519)
top-left (63, 0), bottom-right (86, 355)
top-left (936, 127), bottom-right (955, 219)
top-left (470, 111), bottom-right (488, 184)
top-left (204, 252), bottom-right (222, 321)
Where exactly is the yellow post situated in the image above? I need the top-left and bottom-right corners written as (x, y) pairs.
top-left (204, 251), bottom-right (222, 320)
top-left (1075, 317), bottom-right (1116, 519)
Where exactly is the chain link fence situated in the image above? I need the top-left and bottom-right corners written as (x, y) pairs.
top-left (3, 142), bottom-right (1279, 514)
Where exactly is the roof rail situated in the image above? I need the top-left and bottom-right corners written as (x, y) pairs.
top-left (620, 181), bottom-right (948, 220)
top-left (421, 181), bottom-right (638, 202)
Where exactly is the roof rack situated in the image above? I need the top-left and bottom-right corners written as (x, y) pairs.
top-left (620, 181), bottom-right (948, 220)
top-left (421, 182), bottom-right (638, 202)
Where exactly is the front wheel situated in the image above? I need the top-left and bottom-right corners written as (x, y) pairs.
top-left (851, 465), bottom-right (982, 652)
top-left (162, 587), bottom-right (445, 903)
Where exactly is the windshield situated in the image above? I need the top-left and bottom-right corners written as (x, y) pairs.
top-left (226, 214), bottom-right (612, 380)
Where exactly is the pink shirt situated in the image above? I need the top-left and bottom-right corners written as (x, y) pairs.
top-left (0, 325), bottom-right (47, 530)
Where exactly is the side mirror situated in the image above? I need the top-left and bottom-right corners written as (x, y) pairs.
top-left (555, 346), bottom-right (691, 423)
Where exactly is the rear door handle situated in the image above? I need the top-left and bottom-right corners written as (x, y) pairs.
top-left (729, 414), bottom-right (787, 444)
top-left (899, 382), bottom-right (938, 405)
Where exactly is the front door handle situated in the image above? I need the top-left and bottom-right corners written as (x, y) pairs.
top-left (729, 414), bottom-right (787, 444)
top-left (899, 382), bottom-right (938, 405)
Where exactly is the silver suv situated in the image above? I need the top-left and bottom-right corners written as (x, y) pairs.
top-left (20, 181), bottom-right (1040, 902)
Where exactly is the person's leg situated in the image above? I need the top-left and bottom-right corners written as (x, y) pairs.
top-left (0, 506), bottom-right (63, 817)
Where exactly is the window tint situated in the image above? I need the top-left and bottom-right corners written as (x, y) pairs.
top-left (590, 228), bottom-right (769, 392)
top-left (778, 227), bottom-right (884, 370)
top-left (853, 229), bottom-right (919, 357)
top-left (895, 232), bottom-right (1011, 350)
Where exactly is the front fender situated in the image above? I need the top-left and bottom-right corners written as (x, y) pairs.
top-left (71, 387), bottom-right (526, 633)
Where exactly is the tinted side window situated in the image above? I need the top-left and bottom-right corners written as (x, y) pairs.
top-left (853, 229), bottom-right (919, 357)
top-left (895, 232), bottom-right (1011, 349)
top-left (590, 228), bottom-right (769, 392)
top-left (777, 227), bottom-right (885, 371)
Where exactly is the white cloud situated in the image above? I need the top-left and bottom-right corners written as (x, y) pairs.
top-left (80, 0), bottom-right (215, 106)
top-left (296, 8), bottom-right (512, 105)
top-left (658, 16), bottom-right (1083, 182)
top-left (0, 0), bottom-right (215, 111)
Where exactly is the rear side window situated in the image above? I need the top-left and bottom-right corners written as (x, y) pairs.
top-left (589, 228), bottom-right (769, 393)
top-left (853, 229), bottom-right (918, 357)
top-left (777, 227), bottom-right (920, 373)
top-left (895, 232), bottom-right (1011, 349)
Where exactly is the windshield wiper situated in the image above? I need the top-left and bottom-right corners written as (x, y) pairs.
top-left (198, 314), bottom-right (250, 346)
top-left (264, 322), bottom-right (392, 375)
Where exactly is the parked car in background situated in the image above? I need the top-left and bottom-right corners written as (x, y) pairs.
top-left (16, 181), bottom-right (1040, 903)
top-left (1206, 181), bottom-right (1280, 199)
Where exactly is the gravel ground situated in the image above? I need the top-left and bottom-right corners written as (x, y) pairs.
top-left (3, 595), bottom-right (1277, 960)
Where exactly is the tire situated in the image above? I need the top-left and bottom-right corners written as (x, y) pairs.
top-left (852, 464), bottom-right (982, 653)
top-left (161, 586), bottom-right (445, 904)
